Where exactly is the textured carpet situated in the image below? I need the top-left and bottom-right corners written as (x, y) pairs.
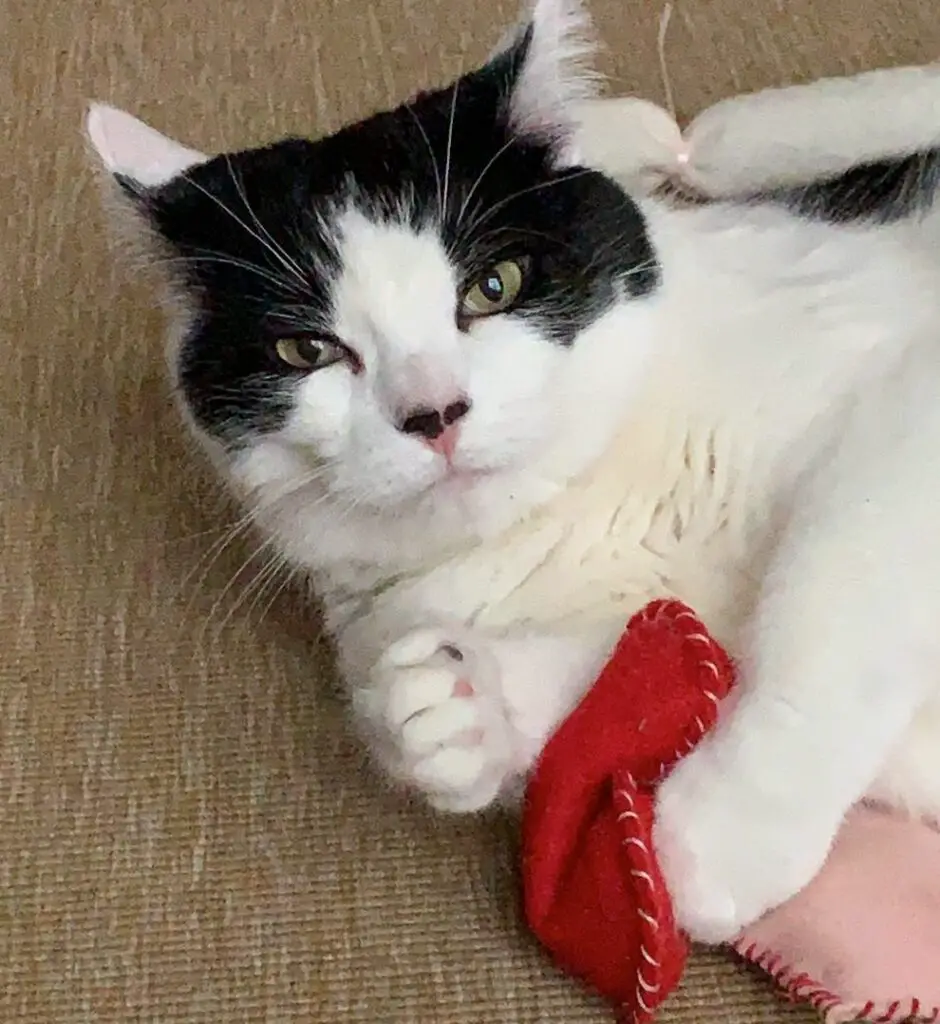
top-left (2, 0), bottom-right (938, 1021)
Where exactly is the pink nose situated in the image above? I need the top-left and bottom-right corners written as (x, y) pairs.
top-left (425, 424), bottom-right (459, 459)
top-left (397, 398), bottom-right (471, 459)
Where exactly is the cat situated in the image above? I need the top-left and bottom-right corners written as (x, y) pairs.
top-left (86, 0), bottom-right (940, 944)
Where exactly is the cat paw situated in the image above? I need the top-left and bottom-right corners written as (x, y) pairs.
top-left (653, 743), bottom-right (838, 942)
top-left (363, 628), bottom-right (514, 812)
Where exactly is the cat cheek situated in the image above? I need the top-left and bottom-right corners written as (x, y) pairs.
top-left (281, 376), bottom-right (356, 451)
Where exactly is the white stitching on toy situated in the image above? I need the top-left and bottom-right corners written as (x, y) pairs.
top-left (639, 946), bottom-right (660, 969)
top-left (630, 868), bottom-right (655, 887)
top-left (637, 971), bottom-right (660, 994)
top-left (637, 908), bottom-right (658, 928)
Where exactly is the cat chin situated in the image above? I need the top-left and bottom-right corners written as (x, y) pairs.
top-left (237, 454), bottom-right (557, 585)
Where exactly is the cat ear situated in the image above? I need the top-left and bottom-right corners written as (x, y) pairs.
top-left (85, 103), bottom-right (209, 189)
top-left (496, 0), bottom-right (599, 145)
top-left (85, 105), bottom-right (211, 280)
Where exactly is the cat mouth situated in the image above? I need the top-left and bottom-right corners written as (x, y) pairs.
top-left (427, 462), bottom-right (494, 494)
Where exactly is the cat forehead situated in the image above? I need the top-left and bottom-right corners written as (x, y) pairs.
top-left (144, 91), bottom-right (566, 317)
top-left (144, 88), bottom-right (548, 269)
top-left (332, 210), bottom-right (457, 301)
top-left (324, 212), bottom-right (463, 358)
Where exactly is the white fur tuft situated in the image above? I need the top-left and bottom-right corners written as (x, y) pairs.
top-left (504, 0), bottom-right (600, 140)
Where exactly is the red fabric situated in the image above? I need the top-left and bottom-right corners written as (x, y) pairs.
top-left (521, 600), bottom-right (736, 1023)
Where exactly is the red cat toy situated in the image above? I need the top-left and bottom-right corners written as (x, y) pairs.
top-left (521, 600), bottom-right (940, 1024)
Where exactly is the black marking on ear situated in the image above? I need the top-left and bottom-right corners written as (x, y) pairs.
top-left (114, 172), bottom-right (147, 200)
top-left (764, 148), bottom-right (940, 224)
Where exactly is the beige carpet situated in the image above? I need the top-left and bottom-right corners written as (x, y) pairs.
top-left (2, 0), bottom-right (938, 1021)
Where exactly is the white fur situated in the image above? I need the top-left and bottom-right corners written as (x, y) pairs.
top-left (504, 0), bottom-right (599, 140)
top-left (88, 0), bottom-right (940, 944)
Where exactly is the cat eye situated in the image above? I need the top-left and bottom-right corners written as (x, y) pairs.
top-left (460, 258), bottom-right (527, 319)
top-left (275, 336), bottom-right (347, 372)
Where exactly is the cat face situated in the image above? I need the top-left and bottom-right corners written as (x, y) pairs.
top-left (88, 0), bottom-right (662, 572)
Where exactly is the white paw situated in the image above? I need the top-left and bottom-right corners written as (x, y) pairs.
top-left (653, 742), bottom-right (839, 943)
top-left (363, 628), bottom-right (514, 813)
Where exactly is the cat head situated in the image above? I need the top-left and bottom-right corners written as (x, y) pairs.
top-left (87, 0), bottom-right (663, 582)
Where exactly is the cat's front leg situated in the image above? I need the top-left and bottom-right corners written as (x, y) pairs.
top-left (353, 624), bottom-right (515, 812)
top-left (654, 418), bottom-right (940, 942)
top-left (341, 613), bottom-right (610, 812)
top-left (655, 617), bottom-right (929, 942)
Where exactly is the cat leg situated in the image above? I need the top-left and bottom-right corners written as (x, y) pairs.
top-left (573, 64), bottom-right (940, 202)
top-left (569, 96), bottom-right (687, 192)
top-left (339, 607), bottom-right (610, 811)
top-left (684, 63), bottom-right (940, 197)
top-left (655, 375), bottom-right (940, 942)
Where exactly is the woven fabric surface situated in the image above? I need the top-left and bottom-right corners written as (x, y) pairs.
top-left (2, 0), bottom-right (938, 1021)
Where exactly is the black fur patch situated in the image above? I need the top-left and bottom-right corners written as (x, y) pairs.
top-left (766, 149), bottom-right (940, 224)
top-left (123, 31), bottom-right (659, 446)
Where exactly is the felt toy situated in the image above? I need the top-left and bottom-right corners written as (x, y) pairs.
top-left (521, 600), bottom-right (940, 1024)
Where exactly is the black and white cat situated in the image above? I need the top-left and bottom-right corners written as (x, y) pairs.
top-left (87, 0), bottom-right (940, 945)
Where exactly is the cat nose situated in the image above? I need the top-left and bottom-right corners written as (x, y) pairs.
top-left (398, 398), bottom-right (471, 456)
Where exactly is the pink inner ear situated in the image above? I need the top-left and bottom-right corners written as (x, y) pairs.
top-left (86, 104), bottom-right (208, 187)
top-left (735, 803), bottom-right (940, 1022)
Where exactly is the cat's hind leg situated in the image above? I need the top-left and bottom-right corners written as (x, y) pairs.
top-left (570, 96), bottom-right (687, 191)
top-left (684, 63), bottom-right (940, 198)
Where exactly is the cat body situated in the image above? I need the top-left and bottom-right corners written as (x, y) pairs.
top-left (87, 0), bottom-right (940, 943)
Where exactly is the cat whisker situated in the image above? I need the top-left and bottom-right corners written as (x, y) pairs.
top-left (176, 510), bottom-right (265, 609)
top-left (264, 304), bottom-right (335, 334)
top-left (441, 79), bottom-right (460, 225)
top-left (453, 135), bottom-right (519, 236)
top-left (248, 560), bottom-right (303, 631)
top-left (198, 534), bottom-right (280, 645)
top-left (203, 487), bottom-right (367, 645)
top-left (175, 462), bottom-right (336, 610)
top-left (155, 249), bottom-right (298, 296)
top-left (177, 166), bottom-right (309, 295)
top-left (403, 102), bottom-right (444, 223)
top-left (224, 155), bottom-right (311, 290)
top-left (458, 167), bottom-right (598, 243)
top-left (213, 545), bottom-right (291, 640)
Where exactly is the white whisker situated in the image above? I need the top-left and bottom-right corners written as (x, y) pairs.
top-left (157, 249), bottom-right (297, 296)
top-left (455, 135), bottom-right (518, 234)
top-left (224, 155), bottom-right (310, 288)
top-left (459, 167), bottom-right (597, 242)
top-left (441, 80), bottom-right (460, 225)
top-left (403, 102), bottom-right (444, 222)
top-left (177, 165), bottom-right (308, 293)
